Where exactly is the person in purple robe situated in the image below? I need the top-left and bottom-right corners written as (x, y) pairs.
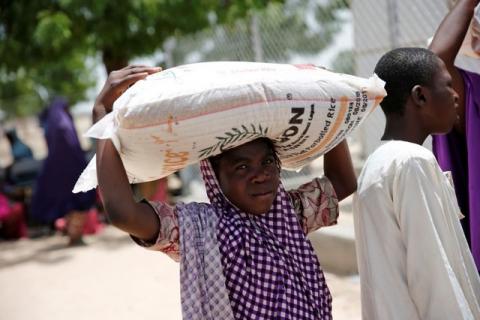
top-left (30, 97), bottom-right (96, 245)
top-left (429, 0), bottom-right (480, 271)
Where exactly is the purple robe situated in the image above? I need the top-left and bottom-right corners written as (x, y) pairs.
top-left (30, 98), bottom-right (96, 224)
top-left (432, 68), bottom-right (480, 271)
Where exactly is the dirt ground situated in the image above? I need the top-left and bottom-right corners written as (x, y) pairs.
top-left (0, 226), bottom-right (361, 320)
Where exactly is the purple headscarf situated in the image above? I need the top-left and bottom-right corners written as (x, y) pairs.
top-left (199, 159), bottom-right (332, 319)
top-left (30, 97), bottom-right (96, 223)
top-left (432, 68), bottom-right (480, 271)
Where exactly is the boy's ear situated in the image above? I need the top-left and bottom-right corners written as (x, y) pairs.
top-left (411, 85), bottom-right (428, 107)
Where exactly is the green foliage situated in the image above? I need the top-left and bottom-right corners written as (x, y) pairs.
top-left (0, 70), bottom-right (43, 118)
top-left (34, 11), bottom-right (73, 50)
top-left (0, 53), bottom-right (95, 118)
top-left (0, 0), bottom-right (278, 118)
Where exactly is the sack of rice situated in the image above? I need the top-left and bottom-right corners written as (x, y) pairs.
top-left (73, 61), bottom-right (385, 193)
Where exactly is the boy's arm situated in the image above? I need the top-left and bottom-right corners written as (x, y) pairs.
top-left (323, 139), bottom-right (356, 201)
top-left (429, 0), bottom-right (479, 133)
top-left (94, 65), bottom-right (163, 241)
top-left (395, 158), bottom-right (476, 318)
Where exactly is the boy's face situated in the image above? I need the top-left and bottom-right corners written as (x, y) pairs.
top-left (215, 139), bottom-right (280, 215)
top-left (423, 58), bottom-right (459, 134)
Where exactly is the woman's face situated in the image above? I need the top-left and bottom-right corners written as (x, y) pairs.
top-left (215, 139), bottom-right (280, 215)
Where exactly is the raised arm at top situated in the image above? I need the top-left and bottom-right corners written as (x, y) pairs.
top-left (429, 0), bottom-right (478, 65)
top-left (429, 0), bottom-right (478, 134)
top-left (94, 65), bottom-right (163, 241)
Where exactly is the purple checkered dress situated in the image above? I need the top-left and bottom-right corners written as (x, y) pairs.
top-left (200, 160), bottom-right (332, 320)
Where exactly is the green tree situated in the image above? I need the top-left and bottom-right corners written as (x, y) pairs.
top-left (0, 0), bottom-right (280, 118)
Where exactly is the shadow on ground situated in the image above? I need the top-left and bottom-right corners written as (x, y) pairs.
top-left (0, 228), bottom-right (132, 270)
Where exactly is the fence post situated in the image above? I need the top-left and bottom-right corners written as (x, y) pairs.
top-left (387, 0), bottom-right (399, 49)
top-left (250, 12), bottom-right (264, 62)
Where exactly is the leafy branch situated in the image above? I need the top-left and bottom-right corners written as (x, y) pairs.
top-left (198, 123), bottom-right (268, 158)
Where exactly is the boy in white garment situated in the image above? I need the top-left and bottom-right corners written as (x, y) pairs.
top-left (353, 47), bottom-right (480, 320)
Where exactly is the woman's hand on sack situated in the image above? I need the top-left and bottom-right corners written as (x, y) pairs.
top-left (93, 65), bottom-right (162, 123)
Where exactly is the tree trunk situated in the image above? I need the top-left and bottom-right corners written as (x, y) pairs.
top-left (102, 49), bottom-right (129, 74)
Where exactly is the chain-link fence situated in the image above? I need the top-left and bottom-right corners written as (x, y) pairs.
top-left (166, 1), bottom-right (353, 71)
top-left (353, 0), bottom-right (450, 157)
top-left (166, 0), bottom-right (451, 159)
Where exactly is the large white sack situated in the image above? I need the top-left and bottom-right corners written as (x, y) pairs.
top-left (74, 61), bottom-right (386, 193)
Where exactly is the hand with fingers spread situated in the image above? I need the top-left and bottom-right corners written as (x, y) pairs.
top-left (93, 65), bottom-right (162, 123)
